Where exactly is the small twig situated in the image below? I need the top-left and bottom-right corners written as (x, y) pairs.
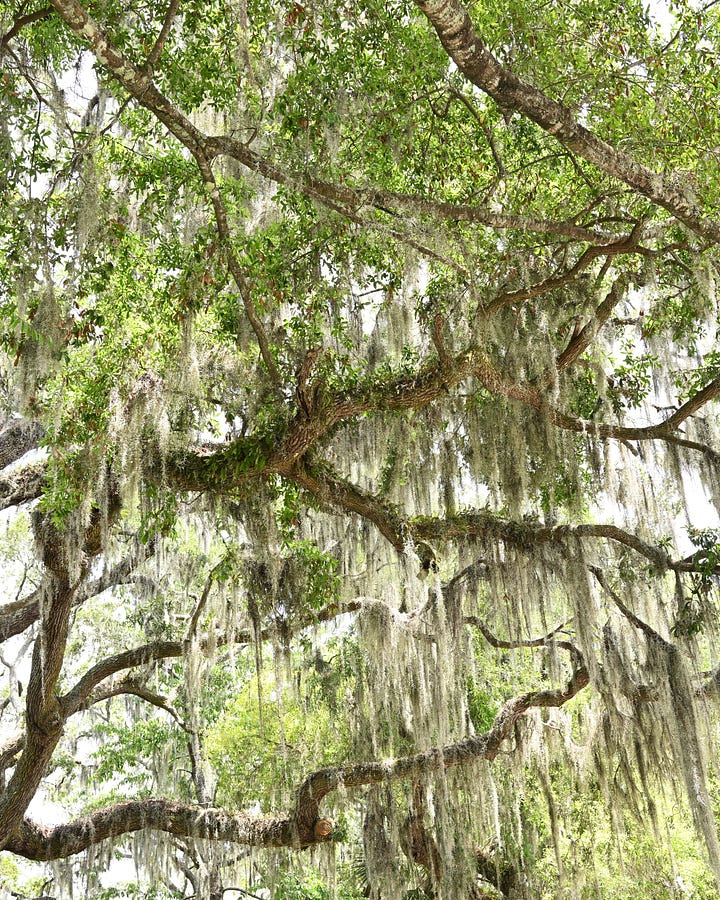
top-left (193, 150), bottom-right (282, 387)
top-left (447, 87), bottom-right (507, 180)
top-left (186, 561), bottom-right (223, 643)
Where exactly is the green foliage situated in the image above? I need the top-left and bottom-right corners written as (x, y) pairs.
top-left (0, 854), bottom-right (20, 889)
top-left (283, 539), bottom-right (340, 610)
top-left (673, 528), bottom-right (720, 637)
top-left (466, 679), bottom-right (498, 732)
top-left (206, 665), bottom-right (351, 810)
top-left (534, 793), bottom-right (718, 898)
top-left (273, 871), bottom-right (364, 900)
top-left (3, 0), bottom-right (720, 894)
top-left (92, 720), bottom-right (176, 784)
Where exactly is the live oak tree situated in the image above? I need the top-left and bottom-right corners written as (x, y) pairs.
top-left (2, 0), bottom-right (720, 896)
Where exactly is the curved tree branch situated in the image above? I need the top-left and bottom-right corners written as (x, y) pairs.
top-left (6, 665), bottom-right (590, 861)
top-left (0, 6), bottom-right (53, 48)
top-left (290, 665), bottom-right (590, 831)
top-left (7, 591), bottom-right (720, 862)
top-left (169, 340), bottom-right (720, 499)
top-left (86, 682), bottom-right (189, 731)
top-left (61, 640), bottom-right (184, 716)
top-left (555, 274), bottom-right (630, 372)
top-left (144, 0), bottom-right (179, 69)
top-left (6, 800), bottom-right (300, 860)
top-left (290, 462), bottom-right (717, 576)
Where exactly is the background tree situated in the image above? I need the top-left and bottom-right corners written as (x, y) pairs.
top-left (1, 0), bottom-right (720, 896)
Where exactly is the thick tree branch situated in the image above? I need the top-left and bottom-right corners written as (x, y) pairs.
top-left (0, 502), bottom-right (121, 850)
top-left (6, 800), bottom-right (300, 859)
top-left (6, 665), bottom-right (589, 860)
top-left (0, 418), bottom-right (44, 470)
top-left (290, 463), bottom-right (714, 576)
top-left (413, 0), bottom-right (720, 243)
top-left (170, 339), bottom-right (720, 500)
top-left (291, 464), bottom-right (405, 549)
top-left (0, 569), bottom-right (77, 848)
top-left (0, 459), bottom-right (45, 511)
top-left (290, 665), bottom-right (590, 831)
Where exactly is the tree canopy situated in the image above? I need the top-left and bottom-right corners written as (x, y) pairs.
top-left (1, 0), bottom-right (720, 896)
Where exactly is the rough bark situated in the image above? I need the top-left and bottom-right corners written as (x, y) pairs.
top-left (0, 460), bottom-right (45, 511)
top-left (5, 666), bottom-right (589, 860)
top-left (0, 418), bottom-right (43, 470)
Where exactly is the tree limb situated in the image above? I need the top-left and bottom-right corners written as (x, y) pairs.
top-left (45, 0), bottom-right (663, 281)
top-left (290, 665), bottom-right (590, 832)
top-left (61, 640), bottom-right (184, 716)
top-left (555, 274), bottom-right (630, 371)
top-left (413, 0), bottom-right (720, 243)
top-left (6, 800), bottom-right (300, 859)
top-left (170, 340), bottom-right (720, 499)
top-left (0, 6), bottom-right (53, 48)
top-left (5, 665), bottom-right (590, 860)
top-left (0, 539), bottom-right (156, 643)
top-left (590, 565), bottom-right (674, 648)
top-left (86, 682), bottom-right (189, 731)
top-left (0, 419), bottom-right (44, 471)
top-left (193, 150), bottom-right (281, 387)
top-left (145, 0), bottom-right (179, 69)
top-left (0, 460), bottom-right (45, 512)
top-left (290, 462), bottom-right (713, 576)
